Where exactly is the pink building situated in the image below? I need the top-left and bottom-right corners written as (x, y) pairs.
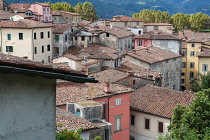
top-left (29, 2), bottom-right (52, 22)
top-left (56, 82), bottom-right (132, 140)
top-left (134, 34), bottom-right (152, 49)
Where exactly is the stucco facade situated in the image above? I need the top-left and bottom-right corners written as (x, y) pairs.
top-left (95, 93), bottom-right (130, 140)
top-left (99, 32), bottom-right (132, 54)
top-left (143, 24), bottom-right (173, 34)
top-left (152, 40), bottom-right (181, 54)
top-left (0, 27), bottom-right (53, 63)
top-left (0, 73), bottom-right (56, 140)
top-left (123, 55), bottom-right (182, 90)
top-left (130, 111), bottom-right (170, 140)
top-left (29, 3), bottom-right (52, 22)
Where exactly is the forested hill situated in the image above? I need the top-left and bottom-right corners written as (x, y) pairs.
top-left (5, 0), bottom-right (210, 19)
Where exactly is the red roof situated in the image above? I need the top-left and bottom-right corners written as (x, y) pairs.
top-left (131, 84), bottom-right (195, 118)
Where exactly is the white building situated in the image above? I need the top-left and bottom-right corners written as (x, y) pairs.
top-left (130, 84), bottom-right (195, 140)
top-left (0, 19), bottom-right (53, 63)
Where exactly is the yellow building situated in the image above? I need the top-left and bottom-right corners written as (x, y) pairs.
top-left (181, 40), bottom-right (210, 90)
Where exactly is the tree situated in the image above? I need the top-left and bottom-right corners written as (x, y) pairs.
top-left (50, 2), bottom-right (75, 12)
top-left (189, 12), bottom-right (209, 32)
top-left (159, 89), bottom-right (210, 139)
top-left (81, 1), bottom-right (98, 21)
top-left (74, 3), bottom-right (83, 14)
top-left (170, 13), bottom-right (190, 31)
top-left (190, 72), bottom-right (210, 92)
top-left (56, 127), bottom-right (102, 140)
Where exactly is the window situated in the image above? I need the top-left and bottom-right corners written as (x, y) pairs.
top-left (48, 31), bottom-right (50, 38)
top-left (138, 30), bottom-right (141, 35)
top-left (166, 60), bottom-right (169, 63)
top-left (55, 35), bottom-right (59, 42)
top-left (47, 45), bottom-right (50, 51)
top-left (131, 115), bottom-right (135, 126)
top-left (154, 26), bottom-right (158, 30)
top-left (165, 72), bottom-right (168, 79)
top-left (7, 34), bottom-right (11, 40)
top-left (115, 98), bottom-right (121, 106)
top-left (106, 33), bottom-right (109, 37)
top-left (75, 37), bottom-right (77, 40)
top-left (19, 33), bottom-right (23, 40)
top-left (34, 32), bottom-right (36, 39)
top-left (190, 62), bottom-right (195, 68)
top-left (173, 85), bottom-right (176, 90)
top-left (202, 64), bottom-right (208, 71)
top-left (192, 44), bottom-right (195, 47)
top-left (34, 47), bottom-right (37, 54)
top-left (130, 136), bottom-right (135, 140)
top-left (115, 115), bottom-right (122, 131)
top-left (40, 32), bottom-right (44, 39)
top-left (48, 56), bottom-right (50, 63)
top-left (133, 80), bottom-right (136, 85)
top-left (173, 58), bottom-right (176, 61)
top-left (145, 118), bottom-right (150, 130)
top-left (42, 46), bottom-right (44, 53)
top-left (138, 40), bottom-right (142, 46)
top-left (65, 35), bottom-right (68, 42)
top-left (43, 7), bottom-right (45, 13)
top-left (182, 50), bottom-right (187, 57)
top-left (158, 122), bottom-right (163, 133)
top-left (81, 36), bottom-right (85, 41)
top-left (54, 47), bottom-right (59, 55)
top-left (182, 62), bottom-right (186, 68)
top-left (42, 60), bottom-right (44, 63)
top-left (190, 51), bottom-right (195, 57)
top-left (190, 71), bottom-right (194, 79)
top-left (6, 46), bottom-right (13, 52)
top-left (181, 72), bottom-right (185, 76)
top-left (181, 79), bottom-right (185, 83)
top-left (89, 36), bottom-right (91, 41)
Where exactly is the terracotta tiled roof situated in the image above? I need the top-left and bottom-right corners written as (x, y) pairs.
top-left (179, 30), bottom-right (210, 43)
top-left (0, 19), bottom-right (54, 28)
top-left (110, 15), bottom-right (144, 22)
top-left (126, 46), bottom-right (181, 64)
top-left (143, 23), bottom-right (173, 26)
top-left (134, 31), bottom-right (181, 40)
top-left (56, 82), bottom-right (132, 105)
top-left (115, 61), bottom-right (160, 78)
top-left (9, 3), bottom-right (31, 13)
top-left (56, 107), bottom-right (98, 131)
top-left (65, 44), bottom-right (121, 60)
top-left (101, 27), bottom-right (133, 38)
top-left (130, 84), bottom-right (195, 118)
top-left (0, 10), bottom-right (14, 20)
top-left (198, 47), bottom-right (210, 57)
top-left (93, 69), bottom-right (129, 83)
top-left (0, 53), bottom-right (86, 77)
top-left (53, 23), bottom-right (72, 34)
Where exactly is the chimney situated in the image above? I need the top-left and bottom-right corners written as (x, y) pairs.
top-left (104, 82), bottom-right (110, 93)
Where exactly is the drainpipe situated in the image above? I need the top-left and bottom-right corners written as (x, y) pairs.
top-left (32, 28), bottom-right (35, 60)
top-left (0, 26), bottom-right (2, 52)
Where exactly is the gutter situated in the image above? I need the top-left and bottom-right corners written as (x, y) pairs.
top-left (0, 65), bottom-right (98, 83)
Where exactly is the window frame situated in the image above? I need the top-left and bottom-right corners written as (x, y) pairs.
top-left (34, 32), bottom-right (36, 39)
top-left (19, 33), bottom-right (23, 40)
top-left (114, 115), bottom-right (122, 131)
top-left (202, 64), bottom-right (208, 72)
top-left (48, 31), bottom-right (50, 38)
top-left (55, 35), bottom-right (59, 42)
top-left (190, 62), bottom-right (195, 68)
top-left (34, 47), bottom-right (37, 54)
top-left (190, 51), bottom-right (195, 57)
top-left (131, 114), bottom-right (135, 126)
top-left (7, 34), bottom-right (11, 40)
top-left (145, 118), bottom-right (150, 130)
top-left (40, 32), bottom-right (44, 39)
top-left (158, 121), bottom-right (164, 133)
top-left (115, 97), bottom-right (122, 106)
top-left (6, 46), bottom-right (13, 52)
top-left (138, 40), bottom-right (142, 46)
top-left (42, 46), bottom-right (44, 53)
